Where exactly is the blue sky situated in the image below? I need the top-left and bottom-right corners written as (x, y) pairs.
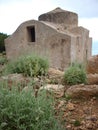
top-left (0, 0), bottom-right (98, 55)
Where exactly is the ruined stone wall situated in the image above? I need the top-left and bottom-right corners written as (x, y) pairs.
top-left (68, 26), bottom-right (92, 64)
top-left (5, 20), bottom-right (56, 59)
top-left (43, 33), bottom-right (71, 70)
top-left (5, 8), bottom-right (92, 70)
top-left (87, 38), bottom-right (92, 58)
top-left (5, 20), bottom-right (71, 70)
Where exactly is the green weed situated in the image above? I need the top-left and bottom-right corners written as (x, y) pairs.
top-left (63, 63), bottom-right (87, 85)
top-left (0, 85), bottom-right (63, 130)
top-left (3, 54), bottom-right (49, 77)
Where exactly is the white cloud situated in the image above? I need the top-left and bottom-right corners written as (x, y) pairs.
top-left (54, 0), bottom-right (98, 18)
top-left (0, 0), bottom-right (55, 34)
top-left (0, 0), bottom-right (98, 42)
top-left (79, 18), bottom-right (98, 41)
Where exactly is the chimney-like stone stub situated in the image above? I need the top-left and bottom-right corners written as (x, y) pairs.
top-left (38, 7), bottom-right (78, 27)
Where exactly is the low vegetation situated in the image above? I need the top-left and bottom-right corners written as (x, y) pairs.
top-left (0, 85), bottom-right (63, 130)
top-left (0, 51), bottom-right (91, 129)
top-left (3, 54), bottom-right (49, 77)
top-left (0, 32), bottom-right (8, 53)
top-left (63, 63), bottom-right (87, 85)
top-left (0, 55), bottom-right (7, 65)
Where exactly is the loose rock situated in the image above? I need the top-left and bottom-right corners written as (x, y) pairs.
top-left (66, 84), bottom-right (98, 98)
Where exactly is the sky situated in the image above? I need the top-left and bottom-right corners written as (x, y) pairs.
top-left (0, 0), bottom-right (98, 55)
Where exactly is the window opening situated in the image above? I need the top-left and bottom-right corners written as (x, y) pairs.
top-left (27, 26), bottom-right (35, 42)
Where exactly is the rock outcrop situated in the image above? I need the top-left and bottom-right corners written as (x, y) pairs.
top-left (0, 73), bottom-right (31, 90)
top-left (87, 55), bottom-right (98, 74)
top-left (66, 84), bottom-right (98, 98)
top-left (87, 74), bottom-right (98, 85)
top-left (48, 68), bottom-right (64, 84)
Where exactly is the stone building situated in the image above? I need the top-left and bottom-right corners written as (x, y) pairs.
top-left (5, 7), bottom-right (92, 70)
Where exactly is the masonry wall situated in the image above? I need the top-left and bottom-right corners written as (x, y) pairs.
top-left (5, 8), bottom-right (92, 71)
top-left (44, 33), bottom-right (71, 70)
top-left (5, 20), bottom-right (71, 70)
top-left (5, 20), bottom-right (55, 59)
top-left (69, 26), bottom-right (92, 64)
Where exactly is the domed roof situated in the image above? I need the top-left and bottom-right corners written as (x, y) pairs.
top-left (38, 7), bottom-right (78, 26)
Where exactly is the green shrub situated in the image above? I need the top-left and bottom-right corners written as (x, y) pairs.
top-left (0, 32), bottom-right (8, 53)
top-left (0, 86), bottom-right (62, 130)
top-left (63, 63), bottom-right (87, 85)
top-left (0, 56), bottom-right (7, 65)
top-left (4, 54), bottom-right (49, 77)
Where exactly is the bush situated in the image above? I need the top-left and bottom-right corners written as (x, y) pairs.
top-left (0, 32), bottom-right (8, 53)
top-left (4, 54), bottom-right (49, 77)
top-left (0, 86), bottom-right (62, 130)
top-left (63, 63), bottom-right (87, 85)
top-left (0, 55), bottom-right (7, 65)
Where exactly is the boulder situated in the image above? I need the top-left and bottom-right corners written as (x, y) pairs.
top-left (0, 73), bottom-right (31, 90)
top-left (87, 74), bottom-right (98, 85)
top-left (87, 55), bottom-right (98, 74)
top-left (40, 84), bottom-right (64, 91)
top-left (66, 84), bottom-right (98, 98)
top-left (48, 68), bottom-right (64, 84)
top-left (40, 84), bottom-right (65, 98)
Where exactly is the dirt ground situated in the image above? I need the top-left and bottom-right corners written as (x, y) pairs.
top-left (54, 93), bottom-right (98, 130)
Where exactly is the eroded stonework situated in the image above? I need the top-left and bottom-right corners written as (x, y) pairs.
top-left (5, 7), bottom-right (92, 70)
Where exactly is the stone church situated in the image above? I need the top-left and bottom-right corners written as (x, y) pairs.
top-left (5, 7), bottom-right (92, 70)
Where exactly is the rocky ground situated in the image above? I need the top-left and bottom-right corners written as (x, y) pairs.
top-left (54, 87), bottom-right (98, 130)
top-left (0, 68), bottom-right (98, 130)
top-left (1, 51), bottom-right (98, 130)
top-left (47, 67), bottom-right (98, 130)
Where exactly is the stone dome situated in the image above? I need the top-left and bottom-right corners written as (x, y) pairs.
top-left (38, 7), bottom-right (78, 26)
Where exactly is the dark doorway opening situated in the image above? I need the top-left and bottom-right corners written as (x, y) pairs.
top-left (27, 26), bottom-right (35, 42)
